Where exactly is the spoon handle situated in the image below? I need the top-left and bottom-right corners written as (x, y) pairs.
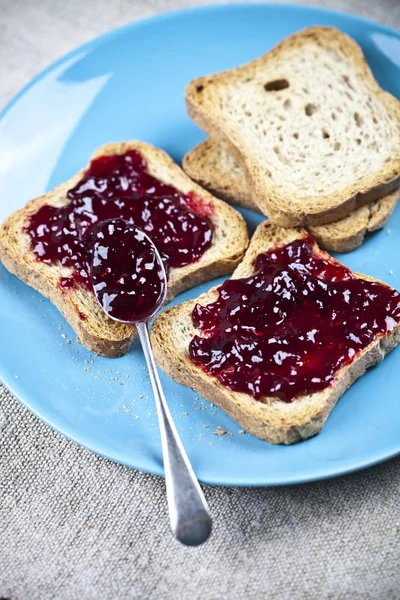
top-left (136, 321), bottom-right (212, 546)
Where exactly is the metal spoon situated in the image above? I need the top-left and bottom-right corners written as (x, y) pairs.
top-left (90, 218), bottom-right (212, 546)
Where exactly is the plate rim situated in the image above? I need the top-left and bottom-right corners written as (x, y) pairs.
top-left (1, 1), bottom-right (400, 487)
top-left (2, 371), bottom-right (399, 487)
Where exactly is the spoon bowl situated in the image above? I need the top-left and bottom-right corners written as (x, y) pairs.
top-left (91, 218), bottom-right (167, 324)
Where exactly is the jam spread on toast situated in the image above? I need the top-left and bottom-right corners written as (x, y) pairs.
top-left (25, 150), bottom-right (214, 291)
top-left (189, 236), bottom-right (400, 402)
top-left (91, 219), bottom-right (166, 323)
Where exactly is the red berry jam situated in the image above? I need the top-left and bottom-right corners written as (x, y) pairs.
top-left (91, 219), bottom-right (166, 323)
top-left (189, 236), bottom-right (400, 402)
top-left (24, 150), bottom-right (214, 291)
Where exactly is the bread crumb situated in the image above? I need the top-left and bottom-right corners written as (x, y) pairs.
top-left (84, 367), bottom-right (90, 372)
top-left (213, 426), bottom-right (227, 436)
top-left (121, 403), bottom-right (131, 413)
top-left (181, 412), bottom-right (188, 417)
top-left (389, 270), bottom-right (394, 275)
top-left (238, 430), bottom-right (246, 434)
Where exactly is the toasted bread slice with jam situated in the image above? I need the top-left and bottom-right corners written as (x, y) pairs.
top-left (186, 27), bottom-right (400, 226)
top-left (183, 139), bottom-right (399, 252)
top-left (0, 141), bottom-right (248, 357)
top-left (151, 222), bottom-right (400, 444)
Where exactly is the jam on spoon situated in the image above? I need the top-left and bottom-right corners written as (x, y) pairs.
top-left (91, 219), bottom-right (167, 323)
top-left (91, 218), bottom-right (212, 546)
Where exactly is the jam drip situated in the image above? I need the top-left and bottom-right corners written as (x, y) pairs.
top-left (189, 236), bottom-right (400, 402)
top-left (25, 150), bottom-right (214, 290)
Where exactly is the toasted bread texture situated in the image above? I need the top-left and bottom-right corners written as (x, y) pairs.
top-left (0, 141), bottom-right (248, 357)
top-left (183, 139), bottom-right (400, 252)
top-left (186, 27), bottom-right (400, 226)
top-left (151, 221), bottom-right (400, 444)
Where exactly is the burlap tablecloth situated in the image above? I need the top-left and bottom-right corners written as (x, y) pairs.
top-left (1, 1), bottom-right (400, 598)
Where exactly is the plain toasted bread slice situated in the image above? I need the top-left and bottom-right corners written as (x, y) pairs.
top-left (183, 139), bottom-right (400, 252)
top-left (0, 141), bottom-right (248, 357)
top-left (186, 27), bottom-right (400, 226)
top-left (151, 221), bottom-right (400, 444)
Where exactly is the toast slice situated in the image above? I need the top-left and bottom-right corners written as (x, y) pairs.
top-left (186, 27), bottom-right (400, 226)
top-left (183, 139), bottom-right (400, 252)
top-left (151, 221), bottom-right (400, 444)
top-left (0, 141), bottom-right (248, 357)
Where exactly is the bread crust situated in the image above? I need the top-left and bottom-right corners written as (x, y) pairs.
top-left (0, 141), bottom-right (249, 357)
top-left (151, 221), bottom-right (400, 444)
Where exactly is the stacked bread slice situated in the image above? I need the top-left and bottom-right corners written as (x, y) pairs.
top-left (183, 26), bottom-right (400, 251)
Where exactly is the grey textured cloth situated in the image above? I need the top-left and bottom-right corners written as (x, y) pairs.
top-left (1, 1), bottom-right (400, 599)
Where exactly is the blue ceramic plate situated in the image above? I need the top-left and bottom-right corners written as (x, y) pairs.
top-left (1, 3), bottom-right (400, 486)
